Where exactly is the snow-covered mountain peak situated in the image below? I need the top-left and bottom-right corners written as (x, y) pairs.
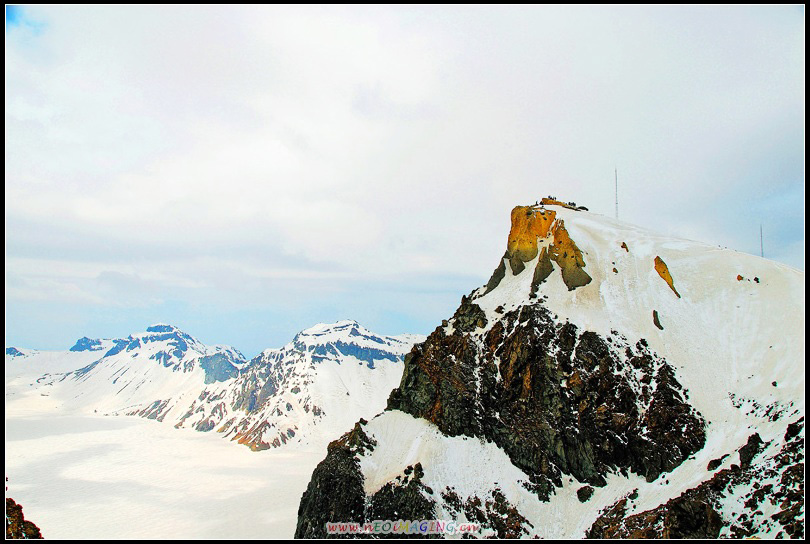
top-left (287, 319), bottom-right (418, 368)
top-left (295, 319), bottom-right (366, 344)
top-left (296, 200), bottom-right (804, 539)
top-left (69, 337), bottom-right (107, 352)
top-left (145, 323), bottom-right (180, 333)
top-left (132, 323), bottom-right (197, 344)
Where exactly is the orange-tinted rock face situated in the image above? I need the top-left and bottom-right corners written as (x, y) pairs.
top-left (507, 206), bottom-right (556, 264)
top-left (654, 257), bottom-right (681, 298)
top-left (549, 219), bottom-right (592, 290)
top-left (500, 204), bottom-right (592, 291)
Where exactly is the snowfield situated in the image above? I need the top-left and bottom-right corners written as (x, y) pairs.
top-left (5, 413), bottom-right (324, 539)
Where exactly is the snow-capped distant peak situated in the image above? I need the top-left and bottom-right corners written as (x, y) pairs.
top-left (145, 323), bottom-right (180, 333)
top-left (5, 347), bottom-right (29, 358)
top-left (289, 319), bottom-right (417, 357)
top-left (70, 337), bottom-right (107, 352)
top-left (296, 319), bottom-right (361, 338)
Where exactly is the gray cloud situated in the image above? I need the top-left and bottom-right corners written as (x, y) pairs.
top-left (5, 6), bottom-right (804, 351)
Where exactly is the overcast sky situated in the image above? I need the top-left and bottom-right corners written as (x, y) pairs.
top-left (5, 5), bottom-right (805, 357)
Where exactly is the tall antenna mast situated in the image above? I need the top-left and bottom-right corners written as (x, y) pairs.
top-left (614, 167), bottom-right (618, 220)
top-left (760, 223), bottom-right (764, 258)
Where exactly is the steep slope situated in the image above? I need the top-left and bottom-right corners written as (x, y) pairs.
top-left (5, 321), bottom-right (424, 451)
top-left (296, 201), bottom-right (804, 538)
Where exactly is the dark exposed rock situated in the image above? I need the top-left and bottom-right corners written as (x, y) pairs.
top-left (484, 254), bottom-right (508, 295)
top-left (6, 498), bottom-right (43, 539)
top-left (442, 488), bottom-right (531, 538)
top-left (588, 417), bottom-right (805, 539)
top-left (298, 298), bottom-right (706, 537)
top-left (390, 304), bottom-right (704, 495)
top-left (70, 336), bottom-right (104, 352)
top-left (450, 295), bottom-right (487, 333)
top-left (308, 341), bottom-right (401, 368)
top-left (367, 463), bottom-right (437, 538)
top-left (295, 423), bottom-right (440, 539)
top-left (707, 454), bottom-right (728, 471)
top-left (653, 310), bottom-right (663, 330)
top-left (295, 422), bottom-right (375, 538)
top-left (738, 433), bottom-right (763, 468)
top-left (577, 486), bottom-right (595, 502)
top-left (587, 491), bottom-right (723, 539)
top-left (784, 418), bottom-right (803, 441)
top-left (198, 353), bottom-right (240, 384)
top-left (530, 247), bottom-right (554, 297)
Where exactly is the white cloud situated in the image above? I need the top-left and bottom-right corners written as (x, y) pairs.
top-left (5, 6), bottom-right (804, 348)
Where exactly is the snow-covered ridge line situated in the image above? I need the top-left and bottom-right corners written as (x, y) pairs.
top-left (6, 320), bottom-right (426, 452)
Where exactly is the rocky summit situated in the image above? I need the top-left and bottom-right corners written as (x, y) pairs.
top-left (295, 199), bottom-right (804, 539)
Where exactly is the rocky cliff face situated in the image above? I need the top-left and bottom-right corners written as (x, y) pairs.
top-left (389, 302), bottom-right (705, 495)
top-left (295, 201), bottom-right (804, 539)
top-left (487, 204), bottom-right (592, 294)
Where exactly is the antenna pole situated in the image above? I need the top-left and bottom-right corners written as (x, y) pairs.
top-left (760, 224), bottom-right (764, 258)
top-left (614, 167), bottom-right (618, 220)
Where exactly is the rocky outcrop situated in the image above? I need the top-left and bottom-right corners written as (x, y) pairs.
top-left (507, 206), bottom-right (556, 271)
top-left (198, 353), bottom-right (240, 384)
top-left (6, 498), bottom-right (43, 539)
top-left (588, 418), bottom-right (804, 539)
top-left (295, 421), bottom-right (438, 538)
top-left (550, 219), bottom-right (592, 290)
top-left (389, 303), bottom-right (705, 496)
top-left (296, 297), bottom-right (707, 536)
top-left (69, 337), bottom-right (104, 352)
top-left (653, 310), bottom-right (664, 330)
top-left (654, 256), bottom-right (680, 298)
top-left (441, 488), bottom-right (532, 538)
top-left (491, 204), bottom-right (592, 292)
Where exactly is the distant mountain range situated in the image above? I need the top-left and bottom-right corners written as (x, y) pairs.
top-left (5, 321), bottom-right (424, 451)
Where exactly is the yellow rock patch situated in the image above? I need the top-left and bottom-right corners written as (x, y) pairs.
top-left (502, 204), bottom-right (591, 291)
top-left (654, 256), bottom-right (681, 298)
top-left (507, 206), bottom-right (556, 263)
top-left (549, 219), bottom-right (592, 290)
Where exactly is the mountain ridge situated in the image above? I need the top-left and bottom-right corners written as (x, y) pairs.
top-left (5, 320), bottom-right (425, 451)
top-left (295, 201), bottom-right (804, 538)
